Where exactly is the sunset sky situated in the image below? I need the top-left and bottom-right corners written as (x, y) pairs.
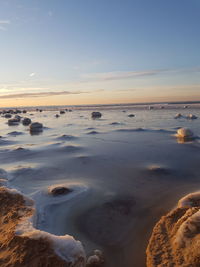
top-left (0, 0), bottom-right (200, 107)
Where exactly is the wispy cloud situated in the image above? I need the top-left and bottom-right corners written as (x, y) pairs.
top-left (81, 69), bottom-right (169, 82)
top-left (0, 90), bottom-right (88, 99)
top-left (81, 67), bottom-right (200, 82)
top-left (29, 72), bottom-right (36, 77)
top-left (0, 20), bottom-right (11, 31)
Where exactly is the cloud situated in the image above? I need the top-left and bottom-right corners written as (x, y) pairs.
top-left (81, 67), bottom-right (200, 82)
top-left (0, 20), bottom-right (10, 31)
top-left (29, 73), bottom-right (36, 77)
top-left (0, 90), bottom-right (88, 99)
top-left (81, 69), bottom-right (169, 82)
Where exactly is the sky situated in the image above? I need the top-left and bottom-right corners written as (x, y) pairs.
top-left (0, 0), bottom-right (200, 107)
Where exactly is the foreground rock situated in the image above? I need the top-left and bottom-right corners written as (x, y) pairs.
top-left (146, 192), bottom-right (200, 267)
top-left (0, 186), bottom-right (85, 267)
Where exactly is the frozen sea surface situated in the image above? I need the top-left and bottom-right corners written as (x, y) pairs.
top-left (1, 104), bottom-right (200, 267)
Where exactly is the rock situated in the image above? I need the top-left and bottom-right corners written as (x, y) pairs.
top-left (86, 250), bottom-right (104, 267)
top-left (60, 110), bottom-right (65, 114)
top-left (22, 110), bottom-right (27, 113)
top-left (174, 113), bottom-right (182, 119)
top-left (146, 192), bottom-right (200, 267)
top-left (22, 118), bottom-right (32, 126)
top-left (14, 115), bottom-right (21, 122)
top-left (8, 119), bottom-right (20, 126)
top-left (48, 186), bottom-right (72, 196)
top-left (187, 114), bottom-right (198, 120)
top-left (55, 114), bottom-right (60, 118)
top-left (29, 122), bottom-right (43, 133)
top-left (176, 128), bottom-right (194, 140)
top-left (128, 114), bottom-right (135, 117)
top-left (91, 112), bottom-right (102, 118)
top-left (8, 131), bottom-right (23, 136)
top-left (5, 114), bottom-right (12, 119)
top-left (147, 165), bottom-right (169, 175)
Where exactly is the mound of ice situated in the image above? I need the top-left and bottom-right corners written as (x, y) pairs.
top-left (0, 186), bottom-right (86, 267)
top-left (178, 192), bottom-right (200, 208)
top-left (187, 114), bottom-right (198, 120)
top-left (176, 128), bottom-right (194, 139)
top-left (146, 191), bottom-right (200, 267)
top-left (174, 113), bottom-right (182, 119)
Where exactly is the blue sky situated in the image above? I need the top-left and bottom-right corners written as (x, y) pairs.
top-left (0, 0), bottom-right (200, 106)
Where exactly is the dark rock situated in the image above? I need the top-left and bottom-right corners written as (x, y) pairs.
top-left (22, 118), bottom-right (32, 126)
top-left (30, 122), bottom-right (43, 133)
top-left (8, 119), bottom-right (20, 126)
top-left (49, 186), bottom-right (72, 196)
top-left (91, 112), bottom-right (102, 118)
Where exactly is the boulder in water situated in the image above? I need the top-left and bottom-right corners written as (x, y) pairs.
top-left (48, 186), bottom-right (72, 196)
top-left (8, 119), bottom-right (20, 126)
top-left (22, 118), bottom-right (32, 126)
top-left (4, 114), bottom-right (12, 119)
top-left (187, 114), bottom-right (198, 120)
top-left (174, 113), bottom-right (182, 119)
top-left (176, 128), bottom-right (194, 141)
top-left (30, 122), bottom-right (43, 133)
top-left (91, 112), bottom-right (102, 118)
top-left (128, 114), bottom-right (135, 118)
top-left (14, 115), bottom-right (21, 122)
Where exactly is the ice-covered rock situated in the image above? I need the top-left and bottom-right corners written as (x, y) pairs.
top-left (187, 114), bottom-right (198, 120)
top-left (176, 128), bottom-right (194, 140)
top-left (0, 186), bottom-right (86, 267)
top-left (86, 250), bottom-right (104, 267)
top-left (146, 192), bottom-right (200, 267)
top-left (174, 113), bottom-right (182, 119)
